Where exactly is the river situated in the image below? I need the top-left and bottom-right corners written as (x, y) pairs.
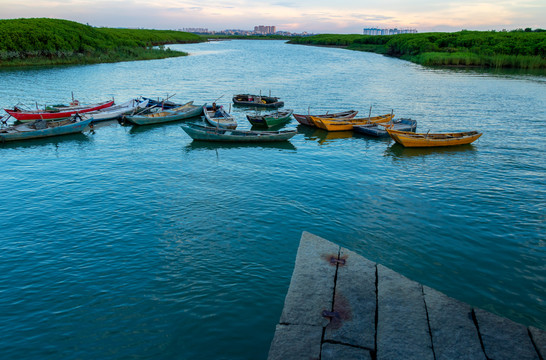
top-left (0, 40), bottom-right (544, 359)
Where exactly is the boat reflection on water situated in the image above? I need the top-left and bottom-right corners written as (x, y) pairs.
top-left (0, 132), bottom-right (91, 149)
top-left (126, 118), bottom-right (201, 136)
top-left (298, 125), bottom-right (354, 145)
top-left (384, 142), bottom-right (479, 158)
top-left (183, 139), bottom-right (297, 152)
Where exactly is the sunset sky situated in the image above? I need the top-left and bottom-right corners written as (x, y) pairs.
top-left (1, 0), bottom-right (545, 33)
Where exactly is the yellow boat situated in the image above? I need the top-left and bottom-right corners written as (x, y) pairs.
top-left (310, 113), bottom-right (394, 131)
top-left (386, 129), bottom-right (483, 147)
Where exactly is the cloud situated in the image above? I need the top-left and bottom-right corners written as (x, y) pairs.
top-left (0, 0), bottom-right (544, 32)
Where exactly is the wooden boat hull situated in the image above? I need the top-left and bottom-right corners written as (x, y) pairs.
top-left (312, 113), bottom-right (394, 131)
top-left (5, 100), bottom-right (115, 122)
top-left (293, 110), bottom-right (358, 126)
top-left (181, 123), bottom-right (296, 142)
top-left (246, 110), bottom-right (293, 128)
top-left (232, 94), bottom-right (284, 108)
top-left (203, 104), bottom-right (237, 129)
top-left (0, 118), bottom-right (93, 142)
top-left (386, 129), bottom-right (483, 147)
top-left (354, 118), bottom-right (417, 137)
top-left (124, 102), bottom-right (203, 125)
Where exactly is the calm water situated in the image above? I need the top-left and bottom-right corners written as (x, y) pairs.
top-left (0, 40), bottom-right (544, 359)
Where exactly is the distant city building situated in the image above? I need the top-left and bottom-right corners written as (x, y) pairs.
top-left (254, 25), bottom-right (276, 34)
top-left (182, 27), bottom-right (209, 33)
top-left (363, 27), bottom-right (418, 35)
top-left (179, 26), bottom-right (310, 37)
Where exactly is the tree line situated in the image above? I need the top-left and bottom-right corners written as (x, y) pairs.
top-left (0, 18), bottom-right (204, 66)
top-left (289, 30), bottom-right (546, 69)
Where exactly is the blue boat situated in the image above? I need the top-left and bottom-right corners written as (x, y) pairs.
top-left (141, 97), bottom-right (183, 109)
top-left (353, 118), bottom-right (417, 137)
top-left (0, 116), bottom-right (93, 142)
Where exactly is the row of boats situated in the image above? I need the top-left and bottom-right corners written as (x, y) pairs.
top-left (0, 94), bottom-right (483, 147)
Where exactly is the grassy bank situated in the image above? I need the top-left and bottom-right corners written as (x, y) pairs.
top-left (289, 30), bottom-right (546, 70)
top-left (0, 18), bottom-right (205, 67)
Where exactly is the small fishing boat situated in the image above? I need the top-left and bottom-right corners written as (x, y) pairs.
top-left (0, 116), bottom-right (93, 142)
top-left (141, 97), bottom-right (184, 109)
top-left (4, 100), bottom-right (115, 122)
top-left (293, 110), bottom-right (358, 126)
top-left (181, 123), bottom-right (297, 142)
top-left (81, 99), bottom-right (150, 123)
top-left (311, 113), bottom-right (394, 131)
top-left (124, 101), bottom-right (203, 125)
top-left (203, 104), bottom-right (237, 129)
top-left (232, 94), bottom-right (284, 108)
top-left (246, 109), bottom-right (294, 128)
top-left (386, 129), bottom-right (483, 147)
top-left (354, 118), bottom-right (417, 137)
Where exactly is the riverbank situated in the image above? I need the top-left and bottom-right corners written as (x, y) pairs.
top-left (288, 30), bottom-right (546, 70)
top-left (0, 18), bottom-right (204, 67)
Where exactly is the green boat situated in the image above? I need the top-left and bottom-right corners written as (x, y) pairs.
top-left (246, 109), bottom-right (293, 128)
top-left (123, 101), bottom-right (203, 125)
top-left (181, 123), bottom-right (297, 142)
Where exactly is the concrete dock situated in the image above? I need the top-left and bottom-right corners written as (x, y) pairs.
top-left (268, 232), bottom-right (545, 360)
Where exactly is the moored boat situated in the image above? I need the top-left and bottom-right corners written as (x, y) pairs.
top-left (181, 123), bottom-right (297, 142)
top-left (311, 113), bottom-right (394, 131)
top-left (232, 94), bottom-right (284, 108)
top-left (124, 101), bottom-right (203, 125)
top-left (293, 110), bottom-right (358, 126)
top-left (4, 100), bottom-right (115, 122)
top-left (354, 118), bottom-right (417, 137)
top-left (81, 99), bottom-right (150, 123)
top-left (203, 104), bottom-right (237, 129)
top-left (0, 116), bottom-right (93, 142)
top-left (386, 129), bottom-right (483, 147)
top-left (246, 109), bottom-right (294, 128)
top-left (141, 97), bottom-right (184, 109)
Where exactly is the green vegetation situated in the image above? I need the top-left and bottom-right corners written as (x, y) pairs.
top-left (0, 18), bottom-right (205, 67)
top-left (289, 30), bottom-right (546, 70)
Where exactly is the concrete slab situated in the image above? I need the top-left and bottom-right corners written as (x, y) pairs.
top-left (269, 233), bottom-right (545, 360)
top-left (324, 247), bottom-right (376, 350)
top-left (423, 285), bottom-right (486, 360)
top-left (376, 264), bottom-right (434, 360)
top-left (529, 326), bottom-right (546, 359)
top-left (474, 308), bottom-right (540, 360)
top-left (321, 342), bottom-right (373, 360)
top-left (279, 232), bottom-right (339, 327)
top-left (268, 324), bottom-right (323, 360)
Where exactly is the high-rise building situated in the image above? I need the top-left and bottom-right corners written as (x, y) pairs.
top-left (254, 25), bottom-right (276, 34)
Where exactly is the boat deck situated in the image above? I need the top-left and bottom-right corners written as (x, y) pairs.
top-left (268, 232), bottom-right (545, 360)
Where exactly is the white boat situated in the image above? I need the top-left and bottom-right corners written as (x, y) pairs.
top-left (81, 99), bottom-right (150, 123)
top-left (202, 104), bottom-right (237, 129)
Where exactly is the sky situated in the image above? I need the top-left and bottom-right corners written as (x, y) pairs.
top-left (1, 0), bottom-right (545, 33)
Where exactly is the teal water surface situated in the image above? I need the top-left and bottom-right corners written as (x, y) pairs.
top-left (0, 40), bottom-right (545, 359)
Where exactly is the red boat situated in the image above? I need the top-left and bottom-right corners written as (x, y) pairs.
top-left (4, 100), bottom-right (115, 122)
